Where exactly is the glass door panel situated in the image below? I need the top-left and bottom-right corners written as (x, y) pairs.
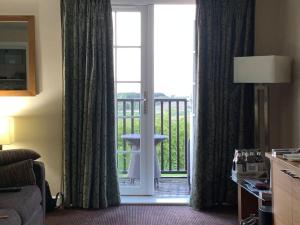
top-left (116, 48), bottom-right (141, 82)
top-left (153, 5), bottom-right (195, 197)
top-left (113, 7), bottom-right (153, 195)
top-left (116, 12), bottom-right (141, 46)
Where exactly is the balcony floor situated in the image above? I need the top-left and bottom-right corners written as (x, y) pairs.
top-left (119, 177), bottom-right (190, 196)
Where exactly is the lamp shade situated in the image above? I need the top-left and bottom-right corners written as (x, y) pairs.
top-left (0, 117), bottom-right (14, 145)
top-left (234, 55), bottom-right (292, 83)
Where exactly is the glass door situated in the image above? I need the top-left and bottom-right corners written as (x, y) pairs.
top-left (113, 6), bottom-right (154, 195)
top-left (113, 4), bottom-right (195, 197)
top-left (153, 4), bottom-right (195, 197)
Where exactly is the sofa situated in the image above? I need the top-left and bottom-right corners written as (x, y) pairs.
top-left (0, 151), bottom-right (45, 225)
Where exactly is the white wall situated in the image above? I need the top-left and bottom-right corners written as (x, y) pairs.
top-left (0, 0), bottom-right (63, 193)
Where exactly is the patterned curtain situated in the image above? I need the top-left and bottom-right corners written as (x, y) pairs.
top-left (61, 0), bottom-right (120, 209)
top-left (190, 0), bottom-right (255, 210)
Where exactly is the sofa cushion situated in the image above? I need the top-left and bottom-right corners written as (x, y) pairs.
top-left (0, 185), bottom-right (42, 223)
top-left (0, 209), bottom-right (21, 225)
top-left (0, 160), bottom-right (36, 188)
top-left (0, 149), bottom-right (40, 166)
top-left (23, 206), bottom-right (43, 225)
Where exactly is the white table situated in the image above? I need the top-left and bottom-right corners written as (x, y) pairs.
top-left (121, 133), bottom-right (167, 186)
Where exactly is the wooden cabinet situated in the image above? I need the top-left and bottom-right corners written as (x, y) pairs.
top-left (272, 162), bottom-right (292, 225)
top-left (267, 153), bottom-right (300, 225)
top-left (292, 178), bottom-right (300, 225)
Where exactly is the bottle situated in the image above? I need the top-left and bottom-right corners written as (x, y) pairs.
top-left (256, 150), bottom-right (265, 172)
top-left (232, 150), bottom-right (239, 171)
top-left (232, 151), bottom-right (237, 171)
top-left (236, 151), bottom-right (244, 173)
top-left (241, 151), bottom-right (247, 172)
top-left (246, 151), bottom-right (258, 172)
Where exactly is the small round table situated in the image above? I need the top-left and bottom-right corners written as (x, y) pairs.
top-left (121, 133), bottom-right (167, 186)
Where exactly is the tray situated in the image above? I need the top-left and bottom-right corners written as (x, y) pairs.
top-left (283, 153), bottom-right (300, 161)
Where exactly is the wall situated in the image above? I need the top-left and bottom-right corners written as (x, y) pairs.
top-left (256, 0), bottom-right (300, 148)
top-left (0, 0), bottom-right (63, 193)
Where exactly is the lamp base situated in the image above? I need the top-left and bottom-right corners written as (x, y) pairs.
top-left (254, 84), bottom-right (269, 152)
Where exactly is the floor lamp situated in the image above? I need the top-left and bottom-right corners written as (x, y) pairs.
top-left (234, 55), bottom-right (292, 152)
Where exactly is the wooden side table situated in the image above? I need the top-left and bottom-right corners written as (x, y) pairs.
top-left (232, 178), bottom-right (272, 224)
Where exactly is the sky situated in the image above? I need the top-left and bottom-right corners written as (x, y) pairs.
top-left (154, 5), bottom-right (196, 97)
top-left (114, 5), bottom-right (196, 98)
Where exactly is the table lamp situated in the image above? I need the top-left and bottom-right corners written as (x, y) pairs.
top-left (0, 117), bottom-right (14, 150)
top-left (234, 55), bottom-right (292, 151)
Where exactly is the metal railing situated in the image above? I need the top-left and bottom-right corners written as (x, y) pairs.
top-left (116, 98), bottom-right (189, 176)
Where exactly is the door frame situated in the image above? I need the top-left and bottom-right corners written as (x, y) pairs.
top-left (113, 1), bottom-right (196, 196)
top-left (113, 5), bottom-right (155, 196)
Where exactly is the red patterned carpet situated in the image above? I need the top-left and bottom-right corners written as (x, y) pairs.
top-left (46, 205), bottom-right (238, 225)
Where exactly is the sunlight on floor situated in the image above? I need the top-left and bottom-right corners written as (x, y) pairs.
top-left (121, 195), bottom-right (190, 205)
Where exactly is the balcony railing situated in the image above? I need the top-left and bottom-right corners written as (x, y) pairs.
top-left (116, 98), bottom-right (190, 177)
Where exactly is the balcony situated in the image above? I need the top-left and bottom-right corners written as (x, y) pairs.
top-left (117, 97), bottom-right (190, 196)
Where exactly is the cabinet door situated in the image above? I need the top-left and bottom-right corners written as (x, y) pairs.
top-left (272, 162), bottom-right (293, 225)
top-left (292, 176), bottom-right (300, 225)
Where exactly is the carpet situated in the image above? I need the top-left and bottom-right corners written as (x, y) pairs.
top-left (46, 205), bottom-right (238, 225)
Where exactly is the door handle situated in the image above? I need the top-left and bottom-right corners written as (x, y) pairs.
top-left (143, 91), bottom-right (148, 114)
top-left (134, 92), bottom-right (147, 114)
top-left (290, 174), bottom-right (300, 179)
top-left (281, 169), bottom-right (289, 174)
top-left (281, 169), bottom-right (300, 179)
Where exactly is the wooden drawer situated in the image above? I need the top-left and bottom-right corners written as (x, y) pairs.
top-left (292, 177), bottom-right (300, 225)
top-left (272, 162), bottom-right (293, 225)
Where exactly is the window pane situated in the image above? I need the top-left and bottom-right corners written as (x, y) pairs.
top-left (116, 83), bottom-right (141, 99)
top-left (117, 99), bottom-right (141, 117)
top-left (154, 5), bottom-right (195, 98)
top-left (112, 11), bottom-right (116, 46)
top-left (113, 48), bottom-right (116, 80)
top-left (116, 12), bottom-right (141, 46)
top-left (116, 48), bottom-right (141, 82)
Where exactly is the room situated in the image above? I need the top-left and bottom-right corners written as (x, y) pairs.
top-left (0, 0), bottom-right (298, 224)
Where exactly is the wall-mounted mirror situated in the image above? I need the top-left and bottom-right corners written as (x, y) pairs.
top-left (0, 16), bottom-right (36, 96)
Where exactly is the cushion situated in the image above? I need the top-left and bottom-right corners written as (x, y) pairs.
top-left (0, 160), bottom-right (36, 188)
top-left (0, 186), bottom-right (42, 223)
top-left (0, 209), bottom-right (21, 225)
top-left (0, 149), bottom-right (40, 166)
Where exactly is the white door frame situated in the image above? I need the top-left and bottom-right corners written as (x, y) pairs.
top-left (113, 1), bottom-right (196, 196)
top-left (144, 4), bottom-right (155, 195)
top-left (113, 5), bottom-right (155, 196)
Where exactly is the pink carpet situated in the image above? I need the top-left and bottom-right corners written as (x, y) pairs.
top-left (46, 205), bottom-right (238, 225)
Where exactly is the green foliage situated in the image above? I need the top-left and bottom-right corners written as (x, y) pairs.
top-left (117, 92), bottom-right (141, 99)
top-left (154, 114), bottom-right (190, 172)
top-left (117, 92), bottom-right (168, 99)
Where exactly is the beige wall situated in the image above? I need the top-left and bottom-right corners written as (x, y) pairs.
top-left (256, 0), bottom-right (300, 148)
top-left (0, 0), bottom-right (63, 193)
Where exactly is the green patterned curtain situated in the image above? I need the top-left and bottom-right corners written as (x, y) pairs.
top-left (190, 0), bottom-right (255, 210)
top-left (61, 0), bottom-right (120, 209)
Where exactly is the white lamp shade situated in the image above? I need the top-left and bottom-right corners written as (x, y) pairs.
top-left (0, 117), bottom-right (14, 145)
top-left (234, 55), bottom-right (292, 83)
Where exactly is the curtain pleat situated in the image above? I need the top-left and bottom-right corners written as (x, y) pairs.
top-left (61, 0), bottom-right (120, 209)
top-left (190, 0), bottom-right (255, 210)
